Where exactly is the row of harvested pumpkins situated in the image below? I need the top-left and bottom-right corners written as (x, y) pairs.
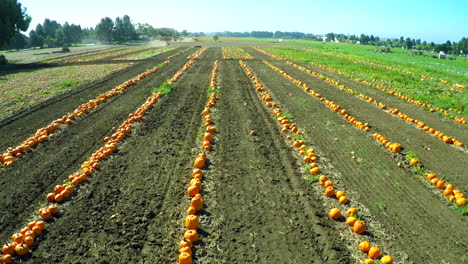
top-left (387, 108), bottom-right (464, 147)
top-left (286, 59), bottom-right (464, 148)
top-left (265, 60), bottom-right (371, 133)
top-left (178, 60), bottom-right (219, 264)
top-left (239, 59), bottom-right (393, 264)
top-left (0, 60), bottom-right (171, 169)
top-left (280, 58), bottom-right (468, 211)
top-left (310, 59), bottom-right (467, 126)
top-left (269, 57), bottom-right (466, 215)
top-left (1, 92), bottom-right (162, 263)
top-left (222, 47), bottom-right (254, 60)
top-left (426, 173), bottom-right (467, 208)
top-left (186, 47), bottom-right (207, 60)
top-left (258, 46), bottom-right (466, 127)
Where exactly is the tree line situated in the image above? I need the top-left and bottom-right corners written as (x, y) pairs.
top-left (214, 31), bottom-right (468, 55)
top-left (1, 0), bottom-right (467, 55)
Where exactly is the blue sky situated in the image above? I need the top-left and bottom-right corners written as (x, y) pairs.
top-left (21, 0), bottom-right (467, 43)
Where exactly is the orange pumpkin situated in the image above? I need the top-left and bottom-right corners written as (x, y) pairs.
top-left (309, 167), bottom-right (321, 175)
top-left (179, 240), bottom-right (192, 249)
top-left (23, 236), bottom-right (34, 246)
top-left (324, 186), bottom-right (335, 197)
top-left (346, 208), bottom-right (358, 217)
top-left (11, 233), bottom-right (23, 244)
top-left (190, 194), bottom-right (204, 211)
top-left (2, 254), bottom-right (13, 264)
top-left (15, 243), bottom-right (29, 256)
top-left (186, 185), bottom-right (200, 197)
top-left (329, 208), bottom-right (341, 220)
top-left (178, 252), bottom-right (192, 264)
top-left (338, 196), bottom-right (348, 204)
top-left (353, 220), bottom-right (366, 234)
top-left (409, 158), bottom-right (419, 166)
top-left (364, 259), bottom-right (374, 264)
top-left (358, 241), bottom-right (371, 253)
top-left (346, 216), bottom-right (356, 226)
top-left (335, 191), bottom-right (345, 199)
top-left (184, 230), bottom-right (199, 242)
top-left (47, 204), bottom-right (59, 215)
top-left (38, 208), bottom-right (52, 220)
top-left (368, 246), bottom-right (381, 259)
top-left (185, 215), bottom-right (199, 230)
top-left (381, 255), bottom-right (393, 264)
top-left (193, 157), bottom-right (206, 169)
top-left (186, 206), bottom-right (197, 215)
top-left (456, 197), bottom-right (467, 206)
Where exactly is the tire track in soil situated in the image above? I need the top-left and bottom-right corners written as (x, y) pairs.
top-left (0, 47), bottom-right (189, 149)
top-left (201, 59), bottom-right (351, 264)
top-left (18, 52), bottom-right (215, 263)
top-left (267, 60), bottom-right (468, 192)
top-left (247, 60), bottom-right (468, 264)
top-left (0, 48), bottom-right (195, 242)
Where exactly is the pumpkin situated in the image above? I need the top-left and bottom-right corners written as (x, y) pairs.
top-left (36, 221), bottom-right (46, 230)
top-left (329, 208), bottom-right (341, 220)
top-left (346, 216), bottom-right (356, 226)
top-left (178, 252), bottom-right (192, 264)
top-left (324, 186), bottom-right (335, 197)
top-left (186, 206), bottom-right (197, 215)
top-left (364, 259), bottom-right (374, 264)
top-left (346, 208), bottom-right (358, 217)
top-left (185, 215), bottom-right (199, 230)
top-left (338, 196), bottom-right (348, 204)
top-left (15, 243), bottom-right (29, 256)
top-left (11, 233), bottom-right (23, 243)
top-left (2, 244), bottom-right (14, 255)
top-left (23, 236), bottom-right (34, 246)
top-left (190, 194), bottom-right (204, 211)
top-left (38, 208), bottom-right (52, 220)
top-left (335, 191), bottom-right (345, 199)
top-left (193, 156), bottom-right (206, 169)
top-left (381, 255), bottom-right (393, 264)
top-left (192, 168), bottom-right (203, 177)
top-left (179, 240), bottom-right (192, 249)
top-left (409, 158), bottom-right (419, 166)
top-left (180, 246), bottom-right (191, 255)
top-left (47, 204), bottom-right (59, 215)
top-left (184, 230), bottom-right (199, 242)
top-left (353, 220), bottom-right (366, 234)
top-left (203, 132), bottom-right (212, 142)
top-left (2, 254), bottom-right (13, 264)
top-left (32, 226), bottom-right (42, 236)
top-left (186, 185), bottom-right (200, 197)
top-left (309, 167), bottom-right (321, 175)
top-left (436, 180), bottom-right (445, 190)
top-left (456, 197), bottom-right (467, 206)
top-left (358, 241), bottom-right (371, 253)
top-left (323, 180), bottom-right (333, 188)
top-left (368, 246), bottom-right (381, 259)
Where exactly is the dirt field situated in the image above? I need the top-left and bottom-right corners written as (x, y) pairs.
top-left (0, 42), bottom-right (467, 264)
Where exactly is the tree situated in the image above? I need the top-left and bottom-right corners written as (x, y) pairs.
top-left (0, 0), bottom-right (31, 47)
top-left (181, 30), bottom-right (188, 36)
top-left (359, 34), bottom-right (369, 44)
top-left (405, 37), bottom-right (412, 49)
top-left (113, 15), bottom-right (136, 42)
top-left (213, 35), bottom-right (219, 41)
top-left (43, 19), bottom-right (60, 39)
top-left (96, 17), bottom-right (114, 43)
top-left (29, 30), bottom-right (44, 48)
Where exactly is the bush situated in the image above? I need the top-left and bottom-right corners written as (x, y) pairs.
top-left (0, 55), bottom-right (8, 64)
